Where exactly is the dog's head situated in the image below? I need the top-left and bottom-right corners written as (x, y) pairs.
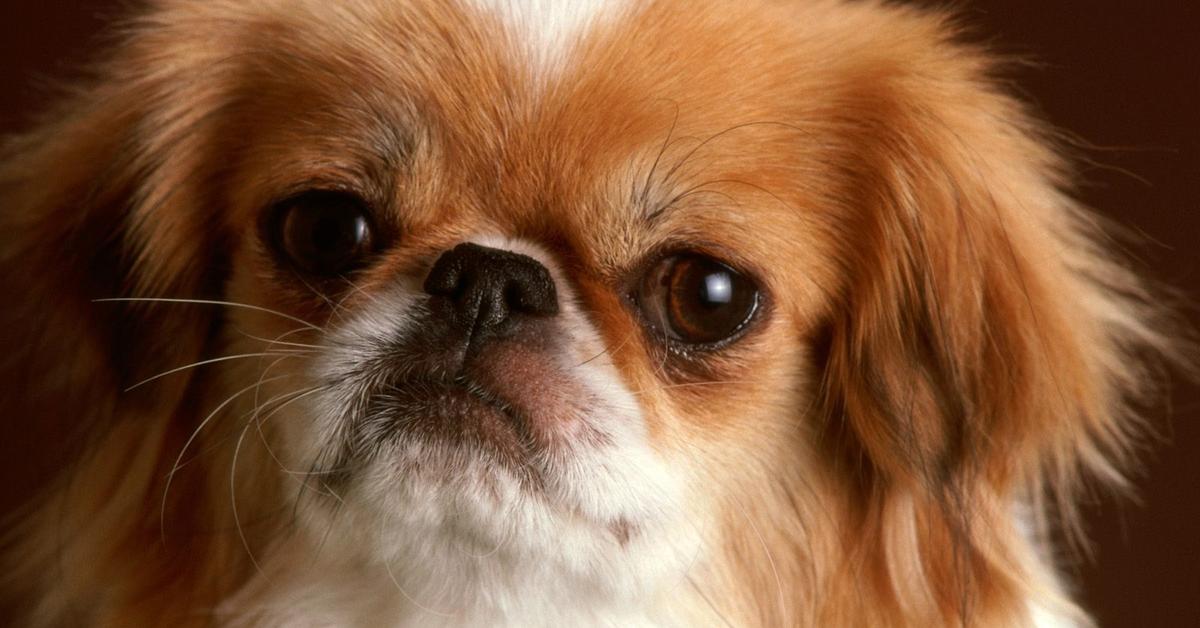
top-left (0, 1), bottom-right (1173, 625)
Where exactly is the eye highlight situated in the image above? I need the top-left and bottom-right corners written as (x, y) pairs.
top-left (635, 253), bottom-right (760, 346)
top-left (267, 190), bottom-right (375, 276)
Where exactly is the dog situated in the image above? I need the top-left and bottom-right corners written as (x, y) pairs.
top-left (0, 0), bottom-right (1178, 625)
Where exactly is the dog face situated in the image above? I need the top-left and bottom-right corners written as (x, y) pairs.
top-left (215, 2), bottom-right (828, 606)
top-left (0, 1), bottom-right (1172, 626)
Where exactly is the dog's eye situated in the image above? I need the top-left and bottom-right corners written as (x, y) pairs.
top-left (269, 191), bottom-right (374, 275)
top-left (635, 253), bottom-right (760, 345)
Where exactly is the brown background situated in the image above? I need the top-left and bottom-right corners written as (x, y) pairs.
top-left (1, 1), bottom-right (1196, 626)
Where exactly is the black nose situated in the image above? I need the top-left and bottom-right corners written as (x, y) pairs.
top-left (423, 243), bottom-right (559, 338)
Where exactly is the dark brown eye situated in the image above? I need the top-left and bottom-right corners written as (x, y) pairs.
top-left (635, 253), bottom-right (760, 345)
top-left (269, 190), bottom-right (374, 275)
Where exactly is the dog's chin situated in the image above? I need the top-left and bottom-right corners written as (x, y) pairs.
top-left (293, 399), bottom-right (699, 606)
top-left (337, 397), bottom-right (677, 551)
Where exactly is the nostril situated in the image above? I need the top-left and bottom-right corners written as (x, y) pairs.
top-left (506, 271), bottom-right (557, 316)
top-left (503, 281), bottom-right (524, 311)
top-left (423, 257), bottom-right (463, 299)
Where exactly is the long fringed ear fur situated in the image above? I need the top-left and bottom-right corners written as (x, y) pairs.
top-left (814, 37), bottom-right (1177, 626)
top-left (0, 18), bottom-right (236, 623)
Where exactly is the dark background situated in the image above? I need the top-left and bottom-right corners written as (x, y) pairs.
top-left (1, 2), bottom-right (1196, 626)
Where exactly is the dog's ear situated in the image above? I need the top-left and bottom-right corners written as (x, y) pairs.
top-left (813, 45), bottom-right (1173, 621)
top-left (0, 39), bottom-right (232, 512)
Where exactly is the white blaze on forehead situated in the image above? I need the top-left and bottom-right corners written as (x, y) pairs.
top-left (463, 0), bottom-right (629, 82)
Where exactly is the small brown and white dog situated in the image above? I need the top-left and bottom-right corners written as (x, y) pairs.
top-left (0, 0), bottom-right (1178, 626)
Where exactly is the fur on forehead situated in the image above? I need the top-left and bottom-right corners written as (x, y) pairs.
top-left (213, 0), bottom-right (946, 302)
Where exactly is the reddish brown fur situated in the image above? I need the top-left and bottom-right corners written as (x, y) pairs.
top-left (0, 0), bottom-right (1177, 626)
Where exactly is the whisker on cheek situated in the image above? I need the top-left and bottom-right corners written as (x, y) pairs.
top-left (686, 573), bottom-right (737, 628)
top-left (94, 297), bottom-right (325, 334)
top-left (234, 327), bottom-right (325, 351)
top-left (229, 385), bottom-right (326, 579)
top-left (627, 379), bottom-right (758, 397)
top-left (249, 385), bottom-right (329, 477)
top-left (291, 443), bottom-right (351, 533)
top-left (573, 329), bottom-right (636, 368)
top-left (160, 372), bottom-right (294, 545)
top-left (309, 481), bottom-right (347, 562)
top-left (337, 273), bottom-right (386, 310)
top-left (123, 351), bottom-right (310, 392)
top-left (727, 492), bottom-right (787, 624)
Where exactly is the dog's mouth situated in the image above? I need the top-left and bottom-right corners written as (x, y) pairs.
top-left (372, 374), bottom-right (540, 471)
top-left (344, 329), bottom-right (601, 481)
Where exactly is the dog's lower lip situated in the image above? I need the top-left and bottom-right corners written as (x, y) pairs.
top-left (431, 378), bottom-right (518, 417)
top-left (395, 376), bottom-right (517, 413)
top-left (378, 376), bottom-right (536, 463)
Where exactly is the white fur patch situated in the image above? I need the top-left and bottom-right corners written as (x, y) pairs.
top-left (1015, 504), bottom-right (1082, 628)
top-left (1030, 603), bottom-right (1078, 628)
top-left (463, 0), bottom-right (628, 82)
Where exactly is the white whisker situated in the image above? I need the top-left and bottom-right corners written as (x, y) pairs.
top-left (230, 385), bottom-right (323, 579)
top-left (252, 387), bottom-right (344, 485)
top-left (454, 502), bottom-right (517, 560)
top-left (660, 379), bottom-right (755, 389)
top-left (94, 297), bottom-right (324, 333)
top-left (159, 372), bottom-right (291, 544)
top-left (729, 493), bottom-right (786, 624)
top-left (687, 574), bottom-right (737, 628)
top-left (574, 330), bottom-right (635, 368)
top-left (235, 327), bottom-right (324, 350)
top-left (629, 379), bottom-right (756, 396)
top-left (338, 274), bottom-right (384, 309)
top-left (309, 481), bottom-right (348, 562)
top-left (380, 516), bottom-right (460, 618)
top-left (125, 351), bottom-right (305, 391)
